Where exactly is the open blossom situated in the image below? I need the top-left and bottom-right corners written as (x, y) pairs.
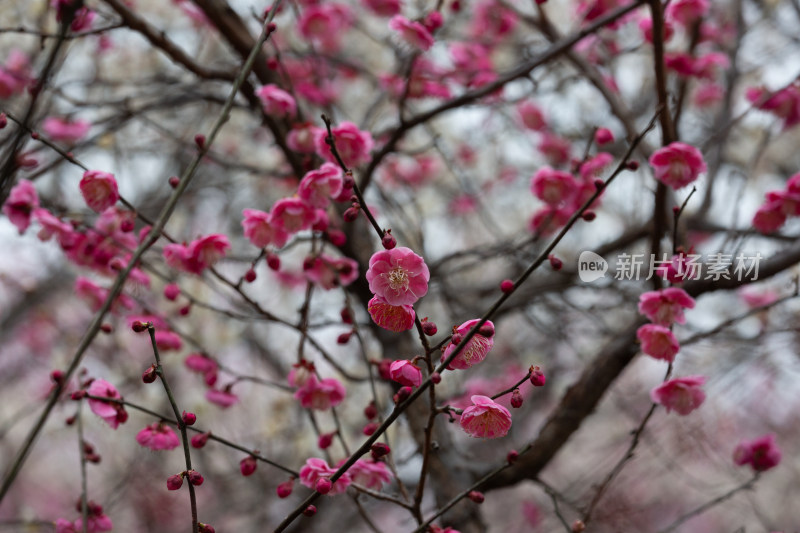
top-left (136, 422), bottom-right (180, 450)
top-left (298, 4), bottom-right (353, 51)
top-left (752, 200), bottom-right (786, 234)
top-left (80, 170), bottom-right (119, 213)
top-left (242, 208), bottom-right (290, 249)
top-left (294, 376), bottom-right (346, 410)
top-left (460, 395), bottom-right (512, 438)
top-left (3, 179), bottom-right (39, 233)
top-left (347, 459), bottom-right (393, 490)
top-left (205, 387), bottom-right (238, 408)
top-left (366, 247), bottom-right (429, 306)
top-left (270, 197), bottom-right (316, 234)
top-left (42, 117), bottom-right (91, 144)
top-left (665, 0), bottom-right (709, 26)
top-left (155, 330), bottom-right (183, 351)
top-left (649, 142), bottom-right (707, 189)
top-left (256, 84), bottom-right (297, 118)
top-left (636, 324), bottom-right (680, 362)
top-left (389, 15), bottom-right (435, 51)
top-left (389, 360), bottom-right (422, 387)
top-left (298, 163), bottom-right (344, 208)
top-left (299, 458), bottom-right (352, 494)
top-left (733, 434), bottom-right (782, 472)
top-left (638, 287), bottom-right (696, 326)
top-left (470, 0), bottom-right (517, 40)
top-left (87, 379), bottom-right (128, 429)
top-left (314, 121), bottom-right (374, 168)
top-left (304, 254), bottom-right (359, 289)
top-left (530, 167), bottom-right (578, 206)
top-left (368, 295), bottom-right (416, 332)
top-left (517, 101), bottom-right (547, 131)
top-left (442, 319), bottom-right (495, 370)
top-left (164, 234), bottom-right (230, 275)
top-left (650, 375), bottom-right (706, 415)
top-left (746, 84), bottom-right (800, 130)
top-left (0, 49), bottom-right (32, 99)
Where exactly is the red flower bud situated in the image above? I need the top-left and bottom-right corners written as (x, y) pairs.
top-left (186, 470), bottom-right (204, 486)
top-left (363, 422), bottom-right (379, 436)
top-left (430, 372), bottom-right (441, 384)
top-left (240, 455), bottom-right (257, 476)
top-left (572, 520), bottom-right (586, 532)
top-left (131, 320), bottom-right (148, 333)
top-left (191, 432), bottom-right (210, 449)
top-left (167, 474), bottom-right (184, 490)
top-left (421, 319), bottom-right (437, 336)
top-left (582, 211), bottom-right (596, 221)
top-left (169, 176), bottom-right (180, 188)
top-left (370, 442), bottom-right (391, 459)
top-left (340, 308), bottom-right (353, 324)
top-left (100, 323), bottom-right (113, 334)
top-left (337, 331), bottom-right (352, 344)
top-left (500, 279), bottom-right (514, 293)
top-left (507, 449), bottom-right (519, 464)
top-left (530, 366), bottom-right (546, 387)
top-left (548, 254), bottom-right (563, 270)
top-left (194, 134), bottom-right (206, 149)
top-left (303, 505), bottom-right (317, 517)
top-left (142, 365), bottom-right (157, 384)
top-left (266, 252), bottom-right (281, 270)
top-left (364, 402), bottom-right (378, 420)
top-left (393, 386), bottom-right (412, 404)
top-left (276, 478), bottom-right (294, 498)
top-left (510, 389), bottom-right (523, 409)
top-left (199, 524), bottom-right (215, 533)
top-left (316, 478), bottom-right (332, 494)
top-left (182, 411), bottom-right (196, 426)
top-left (51, 370), bottom-right (65, 385)
top-left (626, 160), bottom-right (639, 171)
top-left (477, 323), bottom-right (494, 338)
top-left (327, 228), bottom-right (347, 246)
top-left (318, 432), bottom-right (335, 449)
top-left (343, 205), bottom-right (361, 222)
top-left (468, 490), bottom-right (485, 503)
top-left (244, 268), bottom-right (257, 283)
top-left (381, 230), bottom-right (397, 250)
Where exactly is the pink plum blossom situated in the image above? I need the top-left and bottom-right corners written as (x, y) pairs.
top-left (517, 101), bottom-right (547, 131)
top-left (80, 170), bottom-right (119, 213)
top-left (135, 422), bottom-right (180, 450)
top-left (636, 324), bottom-right (680, 362)
top-left (298, 163), bottom-right (344, 208)
top-left (242, 208), bottom-right (290, 249)
top-left (297, 4), bottom-right (353, 51)
top-left (470, 0), bottom-right (517, 40)
top-left (155, 330), bottom-right (182, 351)
top-left (459, 395), bottom-right (512, 438)
top-left (362, 0), bottom-right (401, 16)
top-left (41, 117), bottom-right (91, 144)
top-left (256, 84), bottom-right (297, 118)
top-left (0, 49), bottom-right (32, 99)
top-left (441, 319), bottom-right (495, 370)
top-left (693, 83), bottom-right (724, 108)
top-left (288, 360), bottom-right (315, 388)
top-left (303, 254), bottom-right (359, 289)
top-left (299, 458), bottom-right (352, 494)
top-left (649, 142), bottom-right (707, 189)
top-left (752, 199), bottom-right (786, 234)
top-left (314, 121), bottom-right (374, 167)
top-left (294, 376), bottom-right (346, 410)
top-left (287, 123), bottom-right (321, 153)
top-left (537, 133), bottom-right (572, 167)
top-left (639, 17), bottom-right (674, 43)
top-left (164, 234), bottom-right (230, 275)
top-left (347, 459), bottom-right (393, 490)
top-left (87, 379), bottom-right (128, 429)
top-left (389, 360), bottom-right (423, 387)
top-left (389, 15), bottom-right (435, 51)
top-left (638, 287), bottom-right (696, 326)
top-left (368, 295), bottom-right (416, 332)
top-left (746, 84), bottom-right (800, 130)
top-left (270, 197), bottom-right (316, 234)
top-left (594, 128), bottom-right (614, 145)
top-left (531, 168), bottom-right (579, 206)
top-left (528, 207), bottom-right (572, 236)
top-left (650, 375), bottom-right (706, 415)
top-left (366, 247), bottom-right (430, 306)
top-left (733, 434), bottom-right (782, 472)
top-left (205, 387), bottom-right (238, 407)
top-left (665, 0), bottom-right (709, 26)
top-left (2, 179), bottom-right (39, 233)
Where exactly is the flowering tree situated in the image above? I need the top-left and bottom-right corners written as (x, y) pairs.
top-left (1, 0), bottom-right (798, 531)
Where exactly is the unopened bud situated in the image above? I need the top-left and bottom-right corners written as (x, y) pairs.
top-left (191, 432), bottom-right (210, 449)
top-left (318, 432), bottom-right (335, 449)
top-left (244, 268), bottom-right (257, 283)
top-left (511, 389), bottom-right (523, 408)
top-left (303, 505), bottom-right (317, 517)
top-left (530, 366), bottom-right (546, 387)
top-left (131, 320), bottom-right (148, 333)
top-left (315, 478), bottom-right (332, 494)
top-left (182, 411), bottom-right (196, 426)
top-left (381, 230), bottom-right (397, 250)
top-left (142, 365), bottom-right (157, 384)
top-left (431, 372), bottom-right (441, 384)
top-left (548, 254), bottom-right (563, 270)
top-left (337, 331), bottom-right (352, 345)
top-left (507, 449), bottom-right (519, 464)
top-left (500, 279), bottom-right (514, 293)
top-left (186, 470), bottom-right (204, 486)
top-left (468, 490), bottom-right (485, 503)
top-left (167, 473), bottom-right (184, 491)
top-left (276, 478), bottom-right (294, 498)
top-left (240, 455), bottom-right (257, 476)
top-left (572, 520), bottom-right (586, 532)
top-left (363, 422), bottom-right (379, 435)
top-left (371, 442), bottom-right (391, 459)
top-left (421, 319), bottom-right (437, 336)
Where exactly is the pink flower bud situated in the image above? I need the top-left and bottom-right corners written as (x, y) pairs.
top-left (343, 205), bottom-right (360, 222)
top-left (371, 442), bottom-right (390, 459)
top-left (142, 365), bottom-right (157, 384)
top-left (169, 176), bottom-right (180, 188)
top-left (626, 160), bottom-right (639, 171)
top-left (393, 386), bottom-right (412, 404)
top-left (364, 403), bottom-right (377, 420)
top-left (594, 128), bottom-right (614, 145)
top-left (501, 279), bottom-right (514, 293)
top-left (187, 470), bottom-right (204, 486)
top-left (582, 211), bottom-right (596, 221)
top-left (100, 323), bottom-right (113, 334)
top-left (315, 478), bottom-right (332, 494)
top-left (431, 372), bottom-right (441, 384)
top-left (327, 228), bottom-right (347, 246)
top-left (194, 134), bottom-right (206, 149)
top-left (277, 478), bottom-right (294, 498)
top-left (421, 319), bottom-right (438, 336)
top-left (303, 505), bottom-right (317, 517)
top-left (363, 422), bottom-right (379, 435)
top-left (340, 308), bottom-right (353, 324)
top-left (266, 253), bottom-right (281, 270)
top-left (182, 411), bottom-right (196, 426)
top-left (530, 366), bottom-right (546, 387)
top-left (244, 268), bottom-right (257, 283)
top-left (240, 455), bottom-right (257, 476)
top-left (51, 370), bottom-right (65, 385)
top-left (167, 474), bottom-right (184, 490)
top-left (477, 323), bottom-right (495, 338)
top-left (548, 254), bottom-right (563, 270)
top-left (468, 490), bottom-right (485, 503)
top-left (507, 449), bottom-right (519, 464)
top-left (510, 389), bottom-right (523, 408)
top-left (191, 432), bottom-right (210, 449)
top-left (381, 230), bottom-right (397, 249)
top-left (199, 524), bottom-right (215, 533)
top-left (318, 433), bottom-right (335, 449)
top-left (131, 320), bottom-right (148, 333)
top-left (337, 331), bottom-right (352, 344)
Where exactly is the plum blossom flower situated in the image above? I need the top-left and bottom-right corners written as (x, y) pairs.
top-left (0, 49), bottom-right (32, 99)
top-left (2, 179), bottom-right (39, 233)
top-left (470, 0), bottom-right (517, 40)
top-left (205, 387), bottom-right (239, 408)
top-left (389, 360), bottom-right (422, 387)
top-left (155, 330), bottom-right (183, 351)
top-left (287, 123), bottom-right (321, 153)
top-left (650, 375), bottom-right (706, 415)
top-left (297, 4), bottom-right (353, 52)
top-left (288, 359), bottom-right (315, 388)
top-left (530, 168), bottom-right (578, 206)
top-left (42, 117), bottom-right (91, 144)
top-left (368, 295), bottom-right (416, 332)
top-left (294, 376), bottom-right (346, 410)
top-left (304, 254), bottom-right (359, 289)
top-left (347, 459), bottom-right (393, 490)
top-left (314, 121), bottom-right (374, 167)
top-left (733, 434), bottom-right (781, 472)
top-left (80, 170), bottom-right (119, 213)
top-left (638, 287), bottom-right (696, 326)
top-left (299, 458), bottom-right (352, 494)
top-left (389, 15), bottom-right (435, 51)
top-left (270, 197), bottom-right (316, 234)
top-left (441, 319), bottom-right (495, 370)
top-left (665, 0), bottom-right (709, 26)
top-left (649, 142), bottom-right (707, 189)
top-left (55, 501), bottom-right (113, 533)
top-left (459, 395), bottom-right (512, 438)
top-left (164, 234), bottom-right (230, 275)
top-left (752, 200), bottom-right (786, 234)
top-left (538, 133), bottom-right (572, 167)
top-left (298, 163), bottom-right (344, 208)
top-left (636, 324), bottom-right (680, 362)
top-left (256, 84), bottom-right (297, 118)
top-left (746, 84), bottom-right (800, 130)
top-left (87, 379), bottom-right (128, 429)
top-left (362, 0), bottom-right (401, 16)
top-left (136, 422), bottom-right (180, 450)
top-left (366, 247), bottom-right (430, 306)
top-left (242, 208), bottom-right (290, 249)
top-left (186, 353), bottom-right (219, 386)
top-left (517, 101), bottom-right (547, 131)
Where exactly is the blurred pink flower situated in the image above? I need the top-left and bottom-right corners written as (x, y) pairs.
top-left (366, 247), bottom-right (429, 306)
top-left (298, 4), bottom-right (353, 51)
top-left (649, 142), bottom-right (707, 189)
top-left (298, 163), bottom-right (344, 208)
top-left (650, 375), bottom-right (706, 415)
top-left (136, 422), bottom-right (180, 450)
top-left (0, 49), bottom-right (32, 99)
top-left (299, 457), bottom-right (351, 494)
top-left (206, 387), bottom-right (239, 408)
top-left (303, 254), bottom-right (359, 289)
top-left (294, 377), bottom-right (346, 410)
top-left (347, 459), bottom-right (393, 490)
top-left (164, 234), bottom-right (230, 275)
top-left (42, 117), bottom-right (90, 144)
top-left (80, 170), bottom-right (119, 213)
top-left (665, 0), bottom-right (709, 26)
top-left (460, 395), bottom-right (512, 438)
top-left (314, 121), bottom-right (374, 167)
top-left (389, 360), bottom-right (422, 387)
top-left (531, 167), bottom-right (579, 207)
top-left (3, 179), bottom-right (39, 233)
top-left (638, 287), bottom-right (695, 326)
top-left (389, 15), bottom-right (435, 51)
top-left (242, 208), bottom-right (290, 249)
top-left (270, 197), bottom-right (316, 234)
top-left (746, 84), bottom-right (800, 130)
top-left (517, 101), bottom-right (547, 131)
top-left (87, 378), bottom-right (128, 429)
top-left (733, 434), bottom-right (781, 472)
top-left (636, 324), bottom-right (680, 362)
top-left (256, 84), bottom-right (297, 118)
